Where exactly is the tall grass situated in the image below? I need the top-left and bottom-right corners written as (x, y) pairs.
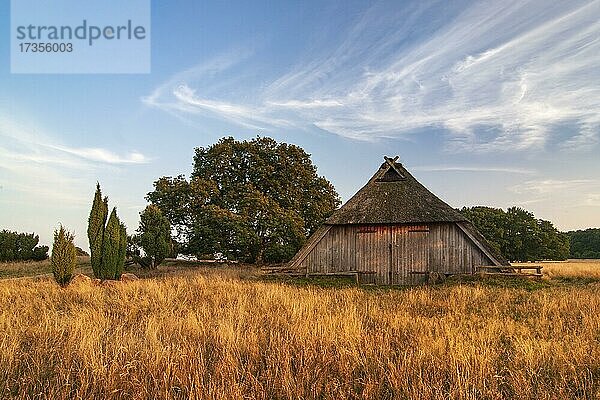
top-left (537, 260), bottom-right (600, 279)
top-left (0, 256), bottom-right (91, 279)
top-left (1, 266), bottom-right (600, 399)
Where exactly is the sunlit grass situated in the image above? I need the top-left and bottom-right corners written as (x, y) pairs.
top-left (1, 261), bottom-right (600, 399)
top-left (538, 260), bottom-right (600, 279)
top-left (0, 257), bottom-right (91, 279)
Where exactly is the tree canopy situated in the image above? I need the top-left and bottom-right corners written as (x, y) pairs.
top-left (460, 206), bottom-right (570, 262)
top-left (567, 228), bottom-right (600, 258)
top-left (0, 230), bottom-right (48, 262)
top-left (137, 204), bottom-right (172, 268)
top-left (146, 136), bottom-right (340, 263)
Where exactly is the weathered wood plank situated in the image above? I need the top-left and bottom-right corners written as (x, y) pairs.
top-left (288, 225), bottom-right (332, 270)
top-left (294, 222), bottom-right (500, 285)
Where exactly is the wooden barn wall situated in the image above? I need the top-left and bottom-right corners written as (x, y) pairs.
top-left (298, 223), bottom-right (491, 284)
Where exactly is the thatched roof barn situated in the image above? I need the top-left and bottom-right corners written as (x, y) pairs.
top-left (288, 156), bottom-right (507, 284)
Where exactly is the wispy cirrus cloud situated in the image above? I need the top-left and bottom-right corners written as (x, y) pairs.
top-left (510, 179), bottom-right (597, 195)
top-left (0, 114), bottom-right (148, 205)
top-left (413, 165), bottom-right (536, 174)
top-left (0, 116), bottom-right (148, 166)
top-left (509, 178), bottom-right (600, 212)
top-left (144, 0), bottom-right (600, 151)
top-left (47, 145), bottom-right (147, 164)
top-left (585, 193), bottom-right (600, 206)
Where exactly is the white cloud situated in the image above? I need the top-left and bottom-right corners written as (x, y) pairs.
top-left (48, 145), bottom-right (148, 164)
top-left (0, 115), bottom-right (148, 166)
top-left (266, 99), bottom-right (344, 109)
top-left (413, 165), bottom-right (536, 174)
top-left (0, 114), bottom-right (148, 205)
top-left (510, 179), bottom-right (597, 194)
top-left (144, 0), bottom-right (600, 152)
top-left (584, 193), bottom-right (600, 206)
top-left (170, 84), bottom-right (291, 129)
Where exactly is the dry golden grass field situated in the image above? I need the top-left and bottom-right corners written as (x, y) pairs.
top-left (1, 260), bottom-right (600, 399)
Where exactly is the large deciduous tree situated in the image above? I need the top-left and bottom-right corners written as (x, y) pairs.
top-left (460, 206), bottom-right (569, 262)
top-left (146, 136), bottom-right (340, 263)
top-left (567, 228), bottom-right (600, 259)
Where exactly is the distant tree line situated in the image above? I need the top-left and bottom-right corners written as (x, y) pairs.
top-left (146, 136), bottom-right (340, 263)
top-left (0, 230), bottom-right (48, 262)
top-left (567, 229), bottom-right (600, 259)
top-left (460, 206), bottom-right (570, 262)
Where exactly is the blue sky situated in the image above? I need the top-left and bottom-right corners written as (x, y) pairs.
top-left (1, 0), bottom-right (599, 250)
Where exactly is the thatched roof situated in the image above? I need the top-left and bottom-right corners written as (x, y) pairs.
top-left (326, 158), bottom-right (468, 225)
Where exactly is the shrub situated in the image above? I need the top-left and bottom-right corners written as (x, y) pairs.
top-left (32, 245), bottom-right (49, 261)
top-left (51, 226), bottom-right (77, 286)
top-left (132, 255), bottom-right (153, 269)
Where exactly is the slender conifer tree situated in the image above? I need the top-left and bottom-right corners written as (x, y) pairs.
top-left (87, 184), bottom-right (127, 280)
top-left (87, 183), bottom-right (108, 277)
top-left (51, 225), bottom-right (77, 286)
top-left (101, 208), bottom-right (122, 279)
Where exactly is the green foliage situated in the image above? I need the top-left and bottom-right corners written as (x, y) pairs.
top-left (0, 230), bottom-right (48, 262)
top-left (87, 183), bottom-right (108, 277)
top-left (461, 206), bottom-right (570, 262)
top-left (87, 183), bottom-right (127, 279)
top-left (32, 245), bottom-right (49, 261)
top-left (51, 226), bottom-right (77, 286)
top-left (118, 223), bottom-right (127, 276)
top-left (567, 229), bottom-right (600, 258)
top-left (146, 136), bottom-right (340, 263)
top-left (100, 209), bottom-right (125, 280)
top-left (133, 255), bottom-right (153, 269)
top-left (137, 205), bottom-right (171, 268)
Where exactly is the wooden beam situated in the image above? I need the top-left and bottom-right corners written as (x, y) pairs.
top-left (287, 225), bottom-right (332, 270)
top-left (383, 156), bottom-right (406, 179)
top-left (456, 222), bottom-right (503, 266)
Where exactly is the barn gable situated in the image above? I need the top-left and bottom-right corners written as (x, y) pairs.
top-left (289, 157), bottom-right (507, 284)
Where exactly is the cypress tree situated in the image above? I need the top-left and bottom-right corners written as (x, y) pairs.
top-left (117, 222), bottom-right (127, 279)
top-left (51, 225), bottom-right (77, 286)
top-left (87, 183), bottom-right (128, 280)
top-left (101, 208), bottom-right (122, 280)
top-left (87, 183), bottom-right (108, 278)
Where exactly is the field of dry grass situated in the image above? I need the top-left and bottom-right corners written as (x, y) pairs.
top-left (0, 257), bottom-right (92, 279)
top-left (537, 260), bottom-right (600, 279)
top-left (1, 261), bottom-right (600, 399)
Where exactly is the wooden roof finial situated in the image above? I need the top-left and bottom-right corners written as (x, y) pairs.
top-left (383, 155), bottom-right (405, 179)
